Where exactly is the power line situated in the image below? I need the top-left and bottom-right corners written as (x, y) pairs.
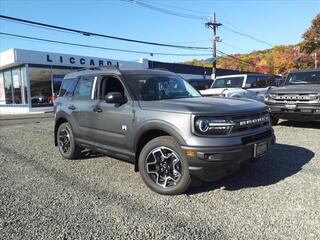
top-left (221, 25), bottom-right (273, 47)
top-left (220, 41), bottom-right (250, 52)
top-left (217, 49), bottom-right (255, 66)
top-left (165, 39), bottom-right (210, 45)
top-left (120, 0), bottom-right (206, 21)
top-left (141, 0), bottom-right (209, 15)
top-left (0, 32), bottom-right (212, 57)
top-left (0, 15), bottom-right (211, 50)
top-left (3, 16), bottom-right (209, 51)
top-left (124, 1), bottom-right (274, 48)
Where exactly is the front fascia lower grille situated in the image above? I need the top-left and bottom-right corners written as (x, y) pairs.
top-left (269, 93), bottom-right (319, 102)
top-left (242, 130), bottom-right (273, 145)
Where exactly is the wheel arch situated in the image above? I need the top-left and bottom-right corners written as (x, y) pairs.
top-left (54, 114), bottom-right (70, 146)
top-left (133, 121), bottom-right (186, 172)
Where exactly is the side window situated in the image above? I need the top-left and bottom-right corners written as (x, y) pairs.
top-left (246, 76), bottom-right (257, 88)
top-left (59, 78), bottom-right (77, 97)
top-left (100, 76), bottom-right (125, 99)
top-left (73, 75), bottom-right (95, 100)
top-left (256, 76), bottom-right (268, 88)
top-left (266, 76), bottom-right (276, 86)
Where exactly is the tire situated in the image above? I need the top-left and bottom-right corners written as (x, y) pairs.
top-left (138, 136), bottom-right (191, 195)
top-left (270, 115), bottom-right (279, 126)
top-left (57, 122), bottom-right (81, 159)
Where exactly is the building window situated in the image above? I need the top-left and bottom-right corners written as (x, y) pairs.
top-left (0, 72), bottom-right (5, 104)
top-left (0, 68), bottom-right (28, 105)
top-left (29, 67), bottom-right (52, 107)
top-left (3, 70), bottom-right (13, 104)
top-left (12, 68), bottom-right (23, 104)
top-left (20, 66), bottom-right (28, 104)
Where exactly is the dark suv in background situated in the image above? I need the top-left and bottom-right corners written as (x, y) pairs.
top-left (265, 69), bottom-right (320, 125)
top-left (54, 67), bottom-right (275, 195)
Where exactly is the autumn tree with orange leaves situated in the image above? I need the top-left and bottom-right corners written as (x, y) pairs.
top-left (302, 13), bottom-right (320, 54)
top-left (184, 13), bottom-right (320, 75)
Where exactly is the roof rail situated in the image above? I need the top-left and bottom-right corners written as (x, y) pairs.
top-left (74, 65), bottom-right (121, 74)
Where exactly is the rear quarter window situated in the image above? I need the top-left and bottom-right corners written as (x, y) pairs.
top-left (59, 78), bottom-right (78, 97)
top-left (73, 75), bottom-right (95, 100)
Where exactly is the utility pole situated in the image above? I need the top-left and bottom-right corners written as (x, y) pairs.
top-left (205, 12), bottom-right (222, 79)
top-left (314, 38), bottom-right (319, 69)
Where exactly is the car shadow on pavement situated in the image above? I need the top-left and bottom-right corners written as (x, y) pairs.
top-left (77, 149), bottom-right (106, 160)
top-left (278, 120), bottom-right (320, 129)
top-left (187, 143), bottom-right (314, 195)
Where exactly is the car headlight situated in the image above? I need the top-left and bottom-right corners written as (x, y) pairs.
top-left (194, 118), bottom-right (234, 135)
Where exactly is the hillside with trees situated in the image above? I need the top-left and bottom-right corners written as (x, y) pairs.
top-left (184, 13), bottom-right (320, 75)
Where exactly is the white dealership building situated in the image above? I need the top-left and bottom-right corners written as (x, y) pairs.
top-left (0, 48), bottom-right (148, 113)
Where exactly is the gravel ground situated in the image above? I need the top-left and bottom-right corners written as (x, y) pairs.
top-left (0, 120), bottom-right (319, 239)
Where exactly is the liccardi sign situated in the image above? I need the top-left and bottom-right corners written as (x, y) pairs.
top-left (45, 54), bottom-right (119, 67)
top-left (0, 48), bottom-right (146, 69)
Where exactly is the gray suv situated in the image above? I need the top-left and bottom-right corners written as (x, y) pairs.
top-left (54, 67), bottom-right (275, 195)
top-left (265, 69), bottom-right (320, 124)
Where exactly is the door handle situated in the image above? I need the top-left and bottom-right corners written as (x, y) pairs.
top-left (93, 107), bottom-right (103, 113)
top-left (68, 105), bottom-right (76, 110)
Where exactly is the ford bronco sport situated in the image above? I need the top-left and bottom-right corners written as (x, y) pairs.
top-left (265, 69), bottom-right (320, 125)
top-left (54, 67), bottom-right (275, 195)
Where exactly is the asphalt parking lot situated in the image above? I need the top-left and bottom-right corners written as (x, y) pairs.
top-left (0, 118), bottom-right (319, 240)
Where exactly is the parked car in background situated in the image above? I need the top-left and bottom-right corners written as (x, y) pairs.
top-left (186, 79), bottom-right (213, 91)
top-left (54, 67), bottom-right (275, 195)
top-left (31, 95), bottom-right (49, 105)
top-left (200, 74), bottom-right (277, 102)
top-left (265, 69), bottom-right (320, 125)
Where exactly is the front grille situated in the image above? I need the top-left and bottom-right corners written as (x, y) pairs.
top-left (194, 111), bottom-right (271, 136)
top-left (241, 130), bottom-right (273, 145)
top-left (231, 112), bottom-right (270, 133)
top-left (270, 93), bottom-right (318, 102)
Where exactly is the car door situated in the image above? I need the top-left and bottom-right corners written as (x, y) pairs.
top-left (69, 74), bottom-right (98, 141)
top-left (89, 75), bottom-right (134, 156)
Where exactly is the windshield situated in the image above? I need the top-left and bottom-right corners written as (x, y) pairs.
top-left (212, 77), bottom-right (244, 88)
top-left (125, 74), bottom-right (201, 101)
top-left (285, 71), bottom-right (320, 85)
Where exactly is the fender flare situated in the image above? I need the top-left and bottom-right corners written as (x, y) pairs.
top-left (132, 120), bottom-right (187, 172)
top-left (54, 111), bottom-right (75, 146)
top-left (133, 120), bottom-right (187, 152)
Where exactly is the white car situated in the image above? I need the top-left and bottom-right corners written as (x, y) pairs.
top-left (200, 74), bottom-right (277, 102)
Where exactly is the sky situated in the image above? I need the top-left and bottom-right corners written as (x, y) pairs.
top-left (0, 0), bottom-right (319, 63)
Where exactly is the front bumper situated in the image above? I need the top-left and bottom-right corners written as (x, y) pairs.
top-left (266, 102), bottom-right (320, 121)
top-left (181, 133), bottom-right (275, 181)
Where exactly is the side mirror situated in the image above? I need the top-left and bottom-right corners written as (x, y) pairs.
top-left (105, 92), bottom-right (125, 104)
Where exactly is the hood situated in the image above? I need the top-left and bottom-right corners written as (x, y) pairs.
top-left (269, 84), bottom-right (320, 94)
top-left (139, 97), bottom-right (267, 115)
top-left (200, 88), bottom-right (237, 95)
